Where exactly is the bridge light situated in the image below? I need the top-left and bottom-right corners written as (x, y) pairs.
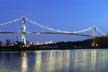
top-left (37, 32), bottom-right (41, 34)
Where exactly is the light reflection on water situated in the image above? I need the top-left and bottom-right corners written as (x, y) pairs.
top-left (0, 49), bottom-right (108, 72)
top-left (21, 52), bottom-right (28, 72)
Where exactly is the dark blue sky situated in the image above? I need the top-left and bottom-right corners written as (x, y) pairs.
top-left (0, 0), bottom-right (108, 42)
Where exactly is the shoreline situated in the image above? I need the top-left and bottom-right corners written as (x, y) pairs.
top-left (0, 46), bottom-right (107, 51)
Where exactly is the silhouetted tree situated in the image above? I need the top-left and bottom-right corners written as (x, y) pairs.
top-left (5, 39), bottom-right (11, 46)
top-left (0, 41), bottom-right (2, 46)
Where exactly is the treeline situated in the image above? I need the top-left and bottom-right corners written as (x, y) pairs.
top-left (0, 39), bottom-right (15, 46)
top-left (44, 36), bottom-right (108, 48)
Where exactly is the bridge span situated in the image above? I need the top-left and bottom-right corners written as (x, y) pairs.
top-left (0, 31), bottom-right (92, 37)
top-left (0, 16), bottom-right (106, 47)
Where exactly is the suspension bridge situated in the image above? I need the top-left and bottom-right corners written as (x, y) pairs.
top-left (0, 16), bottom-right (106, 47)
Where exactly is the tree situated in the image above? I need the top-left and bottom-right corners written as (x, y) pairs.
top-left (0, 41), bottom-right (2, 46)
top-left (5, 39), bottom-right (12, 46)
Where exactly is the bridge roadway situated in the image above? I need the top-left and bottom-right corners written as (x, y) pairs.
top-left (0, 31), bottom-right (92, 37)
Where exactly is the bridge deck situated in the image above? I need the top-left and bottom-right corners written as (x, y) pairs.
top-left (0, 32), bottom-right (92, 37)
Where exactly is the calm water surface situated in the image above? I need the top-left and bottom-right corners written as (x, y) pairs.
top-left (0, 49), bottom-right (108, 72)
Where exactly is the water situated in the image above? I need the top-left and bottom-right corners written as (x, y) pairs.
top-left (0, 49), bottom-right (108, 72)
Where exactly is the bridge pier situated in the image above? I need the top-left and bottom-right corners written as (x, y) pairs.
top-left (22, 17), bottom-right (26, 47)
top-left (92, 26), bottom-right (97, 47)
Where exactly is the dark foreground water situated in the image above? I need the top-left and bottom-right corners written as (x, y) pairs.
top-left (0, 49), bottom-right (108, 72)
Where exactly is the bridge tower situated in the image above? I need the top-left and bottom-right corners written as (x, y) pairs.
top-left (22, 17), bottom-right (26, 47)
top-left (92, 26), bottom-right (96, 47)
